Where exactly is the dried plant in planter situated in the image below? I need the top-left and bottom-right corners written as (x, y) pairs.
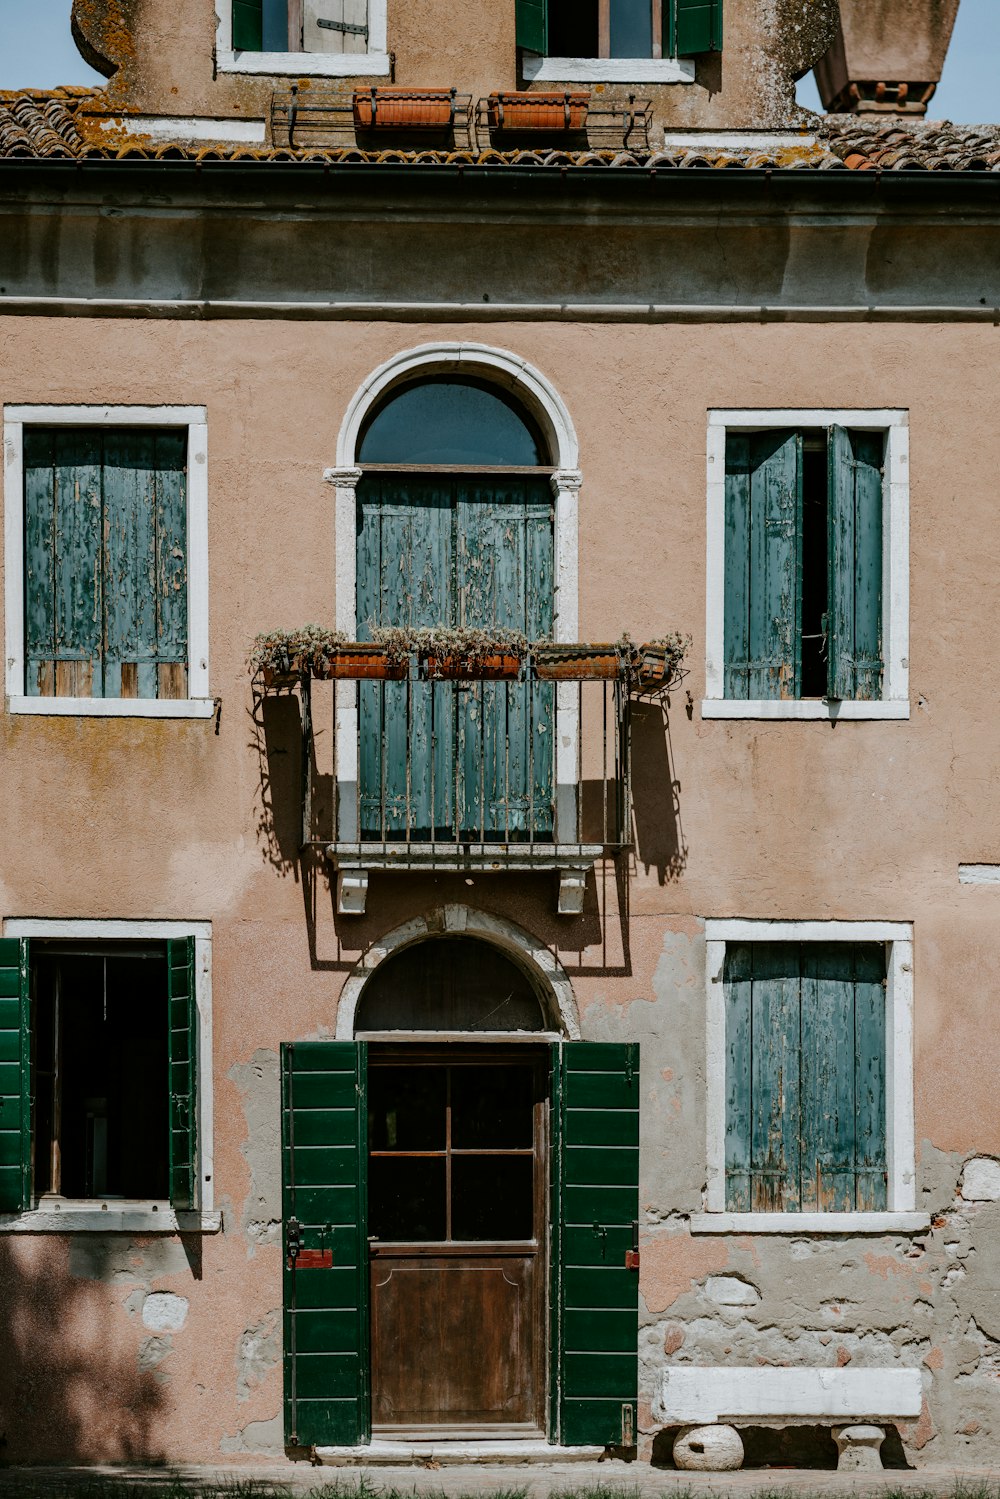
top-left (412, 625), bottom-right (529, 679)
top-left (249, 626), bottom-right (346, 680)
top-left (632, 632), bottom-right (692, 693)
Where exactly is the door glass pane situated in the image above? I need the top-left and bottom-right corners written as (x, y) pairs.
top-left (358, 379), bottom-right (545, 466)
top-left (452, 1156), bottom-right (534, 1241)
top-left (610, 0), bottom-right (652, 56)
top-left (368, 1066), bottom-right (446, 1150)
top-left (369, 1157), bottom-right (447, 1241)
top-left (451, 1066), bottom-right (534, 1149)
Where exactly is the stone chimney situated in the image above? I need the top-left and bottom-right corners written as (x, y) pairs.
top-left (814, 0), bottom-right (961, 116)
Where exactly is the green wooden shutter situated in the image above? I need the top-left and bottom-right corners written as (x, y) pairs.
top-left (516, 0), bottom-right (547, 53)
top-left (282, 1041), bottom-right (369, 1449)
top-left (725, 943), bottom-right (887, 1213)
top-left (553, 1042), bottom-right (639, 1448)
top-left (0, 939), bottom-right (30, 1214)
top-left (724, 431), bottom-right (802, 700)
top-left (232, 0), bottom-right (264, 49)
top-left (827, 426), bottom-right (884, 702)
top-left (167, 936), bottom-right (198, 1211)
top-left (672, 0), bottom-right (723, 54)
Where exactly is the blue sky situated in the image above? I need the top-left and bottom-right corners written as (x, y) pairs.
top-left (0, 0), bottom-right (997, 121)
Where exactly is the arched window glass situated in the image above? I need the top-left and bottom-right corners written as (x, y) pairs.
top-left (356, 937), bottom-right (547, 1033)
top-left (358, 378), bottom-right (546, 467)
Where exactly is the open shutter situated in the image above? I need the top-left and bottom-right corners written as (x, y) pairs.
top-left (0, 939), bottom-right (30, 1214)
top-left (516, 0), bottom-right (547, 53)
top-left (232, 0), bottom-right (264, 49)
top-left (167, 936), bottom-right (198, 1210)
top-left (827, 426), bottom-right (884, 702)
top-left (282, 1041), bottom-right (369, 1449)
top-left (553, 1042), bottom-right (639, 1448)
top-left (672, 0), bottom-right (723, 55)
top-left (724, 431), bottom-right (802, 700)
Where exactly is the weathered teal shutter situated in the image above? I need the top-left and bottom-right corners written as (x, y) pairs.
top-left (282, 1041), bottom-right (369, 1449)
top-left (0, 939), bottom-right (30, 1214)
top-left (232, 0), bottom-right (263, 49)
top-left (725, 943), bottom-right (887, 1213)
top-left (167, 937), bottom-right (198, 1211)
top-left (724, 431), bottom-right (802, 700)
top-left (672, 0), bottom-right (723, 54)
top-left (516, 0), bottom-right (547, 53)
top-left (457, 477), bottom-right (554, 839)
top-left (827, 426), bottom-right (884, 702)
top-left (553, 1042), bottom-right (639, 1448)
top-left (23, 428), bottom-right (188, 700)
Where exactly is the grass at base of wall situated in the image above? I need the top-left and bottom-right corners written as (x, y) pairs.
top-left (4, 1480), bottom-right (1000, 1499)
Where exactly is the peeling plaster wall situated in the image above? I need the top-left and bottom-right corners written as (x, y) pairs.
top-left (1, 304), bottom-right (1000, 1464)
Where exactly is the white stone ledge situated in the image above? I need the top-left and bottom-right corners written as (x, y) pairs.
top-left (317, 1441), bottom-right (605, 1465)
top-left (8, 696), bottom-right (217, 719)
top-left (701, 699), bottom-right (910, 721)
top-left (654, 1368), bottom-right (923, 1426)
top-left (690, 1212), bottom-right (930, 1235)
top-left (216, 49), bottom-right (390, 76)
top-left (523, 54), bottom-right (695, 83)
top-left (0, 1208), bottom-right (223, 1234)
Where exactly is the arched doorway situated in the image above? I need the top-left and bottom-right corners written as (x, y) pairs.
top-left (359, 936), bottom-right (550, 1435)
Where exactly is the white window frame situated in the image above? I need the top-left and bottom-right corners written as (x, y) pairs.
top-left (0, 918), bottom-right (219, 1234)
top-left (523, 54), bottom-right (694, 82)
top-left (695, 918), bottom-right (926, 1235)
top-left (214, 0), bottom-right (389, 76)
top-left (3, 405), bottom-right (213, 720)
top-left (703, 409), bottom-right (909, 721)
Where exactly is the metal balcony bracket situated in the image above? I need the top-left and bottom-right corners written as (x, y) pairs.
top-left (337, 869), bottom-right (369, 917)
top-left (558, 868), bottom-right (588, 917)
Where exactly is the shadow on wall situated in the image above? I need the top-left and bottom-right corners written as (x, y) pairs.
top-left (250, 689), bottom-right (333, 878)
top-left (0, 1238), bottom-right (168, 1464)
top-left (630, 698), bottom-right (687, 884)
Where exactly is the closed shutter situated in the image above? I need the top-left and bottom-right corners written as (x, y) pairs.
top-left (516, 0), bottom-right (547, 53)
top-left (0, 939), bottom-right (30, 1214)
top-left (23, 428), bottom-right (188, 701)
top-left (167, 937), bottom-right (198, 1211)
top-left (725, 943), bottom-right (887, 1213)
top-left (232, 0), bottom-right (263, 49)
top-left (672, 0), bottom-right (723, 54)
top-left (553, 1042), bottom-right (639, 1448)
top-left (827, 426), bottom-right (884, 702)
top-left (724, 431), bottom-right (803, 700)
top-left (282, 1041), bottom-right (369, 1449)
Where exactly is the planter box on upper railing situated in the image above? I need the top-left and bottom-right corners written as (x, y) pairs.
top-left (353, 87), bottom-right (459, 131)
top-left (486, 91), bottom-right (590, 134)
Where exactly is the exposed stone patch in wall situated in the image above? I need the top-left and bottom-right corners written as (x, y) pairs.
top-left (220, 1412), bottom-right (284, 1456)
top-left (961, 1157), bottom-right (1000, 1202)
top-left (141, 1292), bottom-right (189, 1332)
top-left (229, 1048), bottom-right (282, 1255)
top-left (137, 1335), bottom-right (172, 1378)
top-left (236, 1310), bottom-right (281, 1402)
top-left (704, 1275), bottom-right (761, 1306)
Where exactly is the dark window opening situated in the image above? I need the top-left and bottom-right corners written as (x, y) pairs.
top-left (356, 937), bottom-right (547, 1034)
top-left (800, 435), bottom-right (829, 699)
top-left (546, 0), bottom-right (658, 57)
top-left (31, 946), bottom-right (169, 1201)
top-left (358, 377), bottom-right (547, 468)
top-left (549, 0), bottom-right (599, 55)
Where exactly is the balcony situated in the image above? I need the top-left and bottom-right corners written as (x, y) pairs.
top-left (252, 636), bottom-right (683, 915)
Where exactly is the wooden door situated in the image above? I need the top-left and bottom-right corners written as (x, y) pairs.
top-left (368, 1048), bottom-right (548, 1435)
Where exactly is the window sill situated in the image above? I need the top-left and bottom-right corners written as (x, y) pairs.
top-left (522, 54), bottom-right (695, 83)
top-left (701, 699), bottom-right (910, 721)
top-left (8, 696), bottom-right (217, 720)
top-left (691, 1212), bottom-right (929, 1235)
top-left (217, 49), bottom-right (390, 77)
top-left (0, 1205), bottom-right (223, 1234)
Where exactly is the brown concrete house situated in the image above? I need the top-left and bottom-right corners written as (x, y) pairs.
top-left (0, 0), bottom-right (999, 1473)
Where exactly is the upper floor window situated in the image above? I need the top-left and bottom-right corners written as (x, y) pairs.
top-left (223, 0), bottom-right (390, 75)
top-left (518, 0), bottom-right (720, 82)
top-left (3, 406), bottom-right (212, 719)
top-left (703, 410), bottom-right (909, 721)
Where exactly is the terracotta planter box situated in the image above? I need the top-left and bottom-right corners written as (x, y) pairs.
top-left (421, 652), bottom-right (524, 681)
top-left (332, 645), bottom-right (409, 680)
top-left (353, 88), bottom-right (457, 130)
top-left (487, 91), bottom-right (589, 133)
top-left (632, 645), bottom-right (676, 693)
top-left (533, 645), bottom-right (621, 681)
top-left (260, 663), bottom-right (304, 689)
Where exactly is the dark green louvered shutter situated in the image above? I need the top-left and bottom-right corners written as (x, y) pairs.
top-left (516, 0), bottom-right (547, 52)
top-left (552, 1042), bottom-right (639, 1447)
top-left (232, 0), bottom-right (263, 49)
top-left (724, 431), bottom-right (802, 700)
top-left (827, 427), bottom-right (884, 702)
top-left (725, 943), bottom-right (887, 1214)
top-left (282, 1042), bottom-right (369, 1449)
top-left (24, 428), bottom-right (188, 700)
top-left (671, 0), bottom-right (723, 54)
top-left (0, 939), bottom-right (30, 1214)
top-left (167, 937), bottom-right (198, 1210)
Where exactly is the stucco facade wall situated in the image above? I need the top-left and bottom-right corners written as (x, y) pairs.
top-left (1, 315), bottom-right (1000, 1465)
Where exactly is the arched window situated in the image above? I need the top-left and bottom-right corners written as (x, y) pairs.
top-left (356, 377), bottom-right (555, 844)
top-left (355, 937), bottom-right (547, 1033)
